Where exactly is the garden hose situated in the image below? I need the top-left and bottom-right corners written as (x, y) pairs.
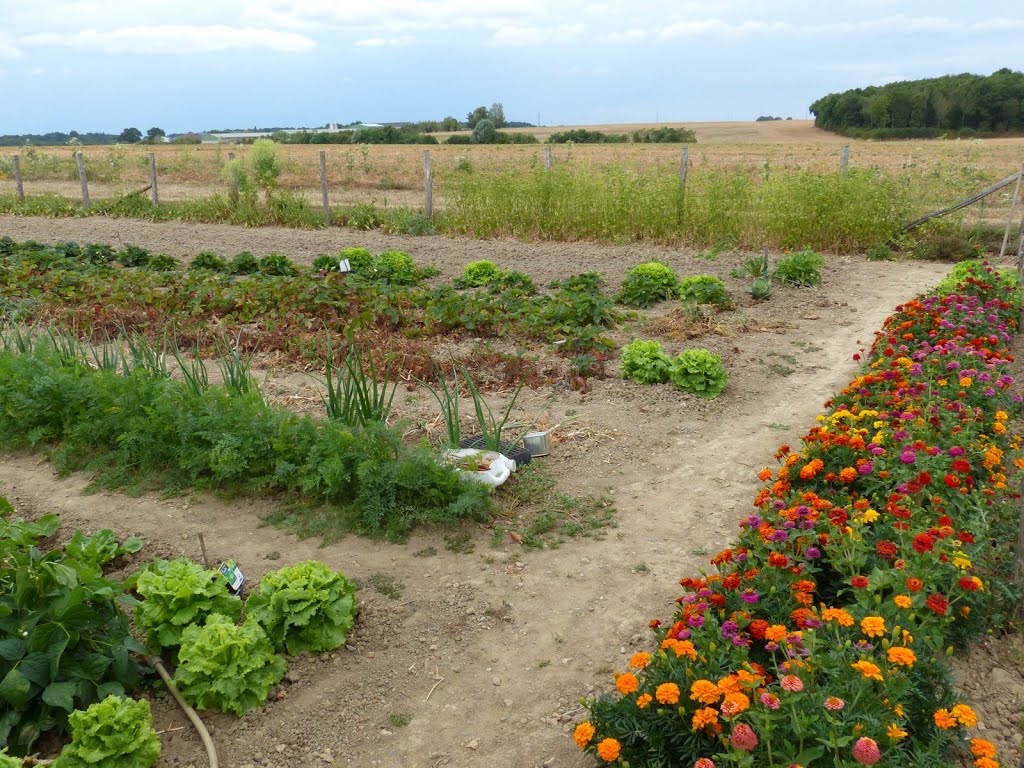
top-left (148, 656), bottom-right (219, 768)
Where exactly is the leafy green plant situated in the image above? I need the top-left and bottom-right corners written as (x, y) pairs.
top-left (617, 262), bottom-right (679, 308)
top-left (461, 260), bottom-right (501, 287)
top-left (461, 366), bottom-right (525, 452)
top-left (133, 558), bottom-right (242, 650)
top-left (258, 252), bottom-right (298, 276)
top-left (189, 251), bottom-right (228, 273)
top-left (730, 253), bottom-right (770, 279)
top-left (311, 254), bottom-right (339, 272)
top-left (323, 342), bottom-right (398, 428)
top-left (620, 340), bottom-right (671, 385)
top-left (228, 250), bottom-right (260, 275)
top-left (678, 274), bottom-right (731, 308)
top-left (346, 203), bottom-right (381, 231)
top-left (246, 561), bottom-right (357, 655)
top-left (0, 749), bottom-right (22, 767)
top-left (65, 528), bottom-right (142, 566)
top-left (419, 358), bottom-right (463, 448)
top-left (774, 248), bottom-right (825, 286)
top-left (340, 247), bottom-right (374, 271)
top-left (147, 253), bottom-right (179, 272)
top-left (173, 614), bottom-right (285, 716)
top-left (668, 349), bottom-right (728, 398)
top-left (866, 243), bottom-right (894, 261)
top-left (54, 696), bottom-right (160, 768)
top-left (373, 250), bottom-right (420, 285)
top-left (247, 138), bottom-right (281, 202)
top-left (116, 244), bottom-right (151, 268)
top-left (748, 276), bottom-right (773, 301)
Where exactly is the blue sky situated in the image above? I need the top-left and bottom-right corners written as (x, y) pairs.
top-left (1, 1), bottom-right (1022, 134)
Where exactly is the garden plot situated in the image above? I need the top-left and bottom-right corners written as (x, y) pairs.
top-left (4, 218), bottom-right (1019, 768)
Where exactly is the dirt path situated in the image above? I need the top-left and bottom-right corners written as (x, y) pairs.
top-left (0, 217), bottom-right (969, 767)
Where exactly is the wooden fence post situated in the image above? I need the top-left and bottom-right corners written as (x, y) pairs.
top-left (75, 152), bottom-right (90, 209)
top-left (318, 150), bottom-right (331, 226)
top-left (677, 146), bottom-right (689, 230)
top-left (999, 164), bottom-right (1023, 259)
top-left (679, 147), bottom-right (689, 185)
top-left (12, 154), bottom-right (24, 201)
top-left (148, 152), bottom-right (159, 205)
top-left (226, 152), bottom-right (239, 205)
top-left (839, 145), bottom-right (850, 174)
top-left (544, 146), bottom-right (553, 171)
top-left (423, 150), bottom-right (433, 218)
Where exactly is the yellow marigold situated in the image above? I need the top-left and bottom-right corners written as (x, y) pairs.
top-left (691, 707), bottom-right (719, 731)
top-left (887, 723), bottom-right (908, 741)
top-left (951, 703), bottom-right (977, 727)
top-left (822, 607), bottom-right (854, 627)
top-left (616, 672), bottom-right (639, 695)
top-left (636, 693), bottom-right (653, 709)
top-left (994, 422), bottom-right (1007, 434)
top-left (764, 624), bottom-right (788, 642)
top-left (860, 616), bottom-right (886, 638)
top-left (996, 410), bottom-right (1009, 422)
top-left (674, 640), bottom-right (697, 660)
top-left (887, 646), bottom-right (917, 667)
top-left (952, 555), bottom-right (972, 569)
top-left (596, 737), bottom-right (621, 763)
top-left (971, 739), bottom-right (997, 758)
top-left (655, 682), bottom-right (680, 705)
top-left (933, 708), bottom-right (956, 729)
top-left (722, 691), bottom-right (750, 715)
top-left (629, 652), bottom-right (652, 670)
top-left (851, 660), bottom-right (883, 681)
top-left (573, 722), bottom-right (596, 749)
top-left (689, 679), bottom-right (721, 705)
top-left (893, 595), bottom-right (912, 609)
top-left (862, 508), bottom-right (879, 522)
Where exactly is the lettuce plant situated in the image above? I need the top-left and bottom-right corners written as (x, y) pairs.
top-left (133, 558), bottom-right (241, 650)
top-left (54, 696), bottom-right (160, 768)
top-left (668, 349), bottom-right (728, 399)
top-left (620, 340), bottom-right (671, 385)
top-left (246, 561), bottom-right (357, 655)
top-left (461, 260), bottom-right (501, 287)
top-left (65, 528), bottom-right (142, 566)
top-left (0, 750), bottom-right (22, 767)
top-left (678, 274), bottom-right (731, 308)
top-left (617, 262), bottom-right (679, 308)
top-left (174, 615), bottom-right (286, 716)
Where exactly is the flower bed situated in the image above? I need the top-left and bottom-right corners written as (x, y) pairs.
top-left (576, 262), bottom-right (1021, 768)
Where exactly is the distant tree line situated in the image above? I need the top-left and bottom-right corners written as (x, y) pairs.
top-left (546, 126), bottom-right (696, 144)
top-left (0, 126), bottom-right (166, 146)
top-left (755, 116), bottom-right (793, 122)
top-left (810, 68), bottom-right (1024, 139)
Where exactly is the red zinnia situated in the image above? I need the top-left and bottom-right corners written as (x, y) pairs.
top-left (950, 459), bottom-right (971, 473)
top-left (911, 533), bottom-right (935, 553)
top-left (943, 473), bottom-right (960, 488)
top-left (906, 577), bottom-right (923, 592)
top-left (926, 593), bottom-right (949, 615)
top-left (875, 541), bottom-right (898, 561)
top-left (851, 576), bottom-right (869, 588)
top-left (959, 577), bottom-right (979, 592)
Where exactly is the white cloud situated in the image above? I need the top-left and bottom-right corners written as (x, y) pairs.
top-left (21, 25), bottom-right (316, 54)
top-left (354, 36), bottom-right (414, 47)
top-left (492, 23), bottom-right (584, 46)
top-left (0, 33), bottom-right (21, 58)
top-left (606, 29), bottom-right (647, 42)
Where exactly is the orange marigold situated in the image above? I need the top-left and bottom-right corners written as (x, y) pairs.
top-left (629, 652), bottom-right (652, 670)
top-left (717, 674), bottom-right (740, 694)
top-left (933, 708), bottom-right (956, 729)
top-left (573, 722), bottom-right (596, 749)
top-left (616, 672), bottom-right (639, 695)
top-left (971, 739), bottom-right (997, 759)
top-left (636, 693), bottom-right (653, 709)
top-left (975, 758), bottom-right (1000, 768)
top-left (893, 595), bottom-right (912, 609)
top-left (656, 682), bottom-right (681, 705)
top-left (860, 616), bottom-right (886, 638)
top-left (691, 707), bottom-right (719, 731)
top-left (596, 738), bottom-right (621, 763)
top-left (822, 607), bottom-right (854, 627)
top-left (951, 704), bottom-right (977, 727)
top-left (839, 467), bottom-right (858, 483)
top-left (886, 723), bottom-right (908, 740)
top-left (764, 624), bottom-right (788, 642)
top-left (690, 679), bottom-right (721, 705)
top-left (851, 660), bottom-right (883, 681)
top-left (673, 640), bottom-right (697, 660)
top-left (721, 691), bottom-right (750, 715)
top-left (887, 646), bottom-right (917, 667)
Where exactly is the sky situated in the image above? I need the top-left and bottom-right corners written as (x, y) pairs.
top-left (1, 1), bottom-right (1022, 135)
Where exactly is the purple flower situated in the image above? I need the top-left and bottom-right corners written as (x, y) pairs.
top-left (899, 450), bottom-right (916, 464)
top-left (805, 547), bottom-right (822, 559)
top-left (858, 462), bottom-right (873, 475)
top-left (948, 446), bottom-right (965, 456)
top-left (688, 615), bottom-right (705, 628)
top-left (740, 589), bottom-right (759, 604)
top-left (769, 530), bottom-right (789, 542)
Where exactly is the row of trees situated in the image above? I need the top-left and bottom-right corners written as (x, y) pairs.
top-left (810, 68), bottom-right (1024, 138)
top-left (0, 127), bottom-right (167, 146)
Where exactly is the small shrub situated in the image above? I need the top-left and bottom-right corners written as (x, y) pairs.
top-left (866, 243), bottom-right (894, 261)
top-left (228, 251), bottom-right (259, 275)
top-left (246, 560), bottom-right (357, 655)
top-left (774, 249), bottom-right (824, 286)
top-left (618, 262), bottom-right (679, 308)
top-left (633, 126), bottom-right (697, 143)
top-left (189, 251), bottom-right (228, 273)
top-left (461, 260), bottom-right (501, 287)
top-left (373, 250), bottom-right (419, 285)
top-left (173, 614), bottom-right (286, 716)
top-left (669, 349), bottom-right (728, 398)
top-left (678, 274), bottom-right (731, 308)
top-left (147, 253), bottom-right (180, 271)
top-left (54, 696), bottom-right (160, 768)
top-left (258, 252), bottom-right (298, 276)
top-left (116, 244), bottom-right (151, 268)
top-left (471, 119), bottom-right (497, 144)
top-left (346, 203), bottom-right (381, 230)
top-left (487, 269), bottom-right (536, 295)
top-left (340, 247), bottom-right (374, 272)
top-left (620, 340), bottom-right (671, 385)
top-left (729, 253), bottom-right (770, 279)
top-left (84, 243), bottom-right (116, 265)
top-left (312, 253), bottom-right (338, 272)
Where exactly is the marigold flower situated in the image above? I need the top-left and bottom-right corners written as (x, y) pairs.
top-left (933, 708), bottom-right (956, 729)
top-left (893, 595), bottom-right (912, 609)
top-left (851, 661), bottom-right (883, 681)
top-left (629, 652), bottom-right (652, 670)
top-left (912, 533), bottom-right (935, 553)
top-left (637, 693), bottom-right (653, 709)
top-left (852, 736), bottom-right (881, 765)
top-left (596, 737), bottom-right (621, 762)
top-left (758, 467), bottom-right (773, 482)
top-left (839, 467), bottom-right (858, 483)
top-left (824, 696), bottom-right (845, 711)
top-left (616, 672), bottom-right (639, 695)
top-left (875, 540), bottom-right (898, 560)
top-left (765, 624), bottom-right (788, 642)
top-left (886, 647), bottom-right (916, 667)
top-left (573, 722), bottom-right (596, 749)
top-left (674, 640), bottom-right (697, 660)
top-left (690, 679), bottom-right (721, 705)
top-left (860, 616), bottom-right (886, 638)
top-left (822, 607), bottom-right (854, 627)
top-left (951, 703), bottom-right (977, 727)
top-left (721, 691), bottom-right (750, 716)
top-left (959, 576), bottom-right (981, 592)
top-left (780, 674), bottom-right (804, 692)
top-left (975, 758), bottom-right (1000, 768)
top-left (656, 682), bottom-right (681, 705)
top-left (971, 739), bottom-right (997, 758)
top-left (748, 619), bottom-right (769, 640)
top-left (691, 707), bottom-right (719, 730)
top-left (730, 723), bottom-right (758, 751)
top-left (886, 723), bottom-right (908, 740)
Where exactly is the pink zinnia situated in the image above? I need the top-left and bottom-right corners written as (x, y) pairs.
top-left (824, 696), bottom-right (845, 711)
top-left (852, 737), bottom-right (881, 765)
top-left (730, 724), bottom-right (758, 751)
top-left (694, 759), bottom-right (716, 768)
top-left (760, 692), bottom-right (780, 710)
top-left (780, 674), bottom-right (804, 692)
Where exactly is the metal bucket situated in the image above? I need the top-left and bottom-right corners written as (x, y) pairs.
top-left (523, 431), bottom-right (552, 457)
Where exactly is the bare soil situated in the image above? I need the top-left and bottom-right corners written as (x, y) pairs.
top-left (1, 216), bottom-right (1021, 768)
